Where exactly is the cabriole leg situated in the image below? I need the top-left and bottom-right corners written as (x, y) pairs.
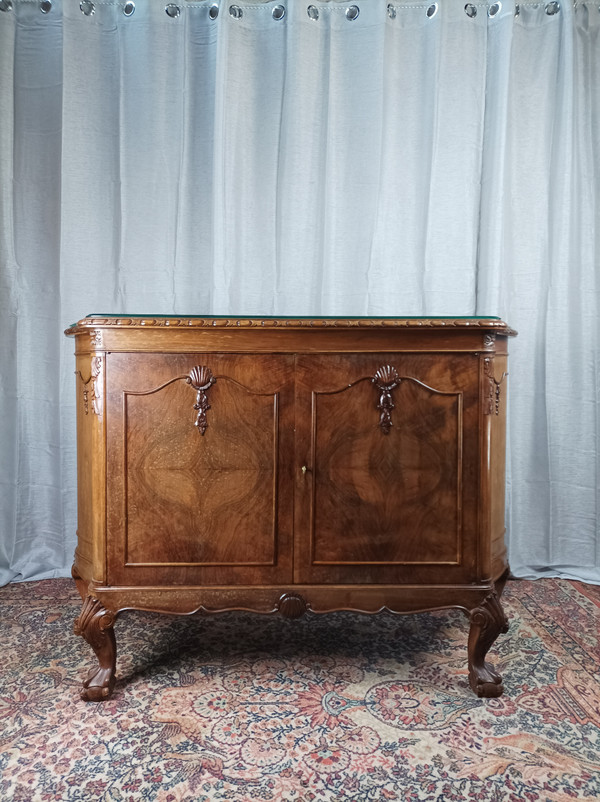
top-left (74, 595), bottom-right (117, 702)
top-left (467, 590), bottom-right (509, 698)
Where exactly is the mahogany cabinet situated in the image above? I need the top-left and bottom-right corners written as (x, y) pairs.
top-left (66, 316), bottom-right (516, 701)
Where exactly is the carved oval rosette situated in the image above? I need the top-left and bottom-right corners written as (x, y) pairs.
top-left (278, 593), bottom-right (308, 619)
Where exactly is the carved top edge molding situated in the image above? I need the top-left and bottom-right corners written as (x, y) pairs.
top-left (66, 317), bottom-right (517, 335)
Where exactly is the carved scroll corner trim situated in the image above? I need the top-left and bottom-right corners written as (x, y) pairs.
top-left (187, 366), bottom-right (216, 435)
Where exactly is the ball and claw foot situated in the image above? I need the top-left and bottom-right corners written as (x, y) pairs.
top-left (469, 661), bottom-right (505, 698)
top-left (468, 590), bottom-right (509, 698)
top-left (81, 666), bottom-right (116, 702)
top-left (74, 596), bottom-right (117, 702)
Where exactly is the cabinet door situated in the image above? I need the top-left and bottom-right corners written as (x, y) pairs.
top-left (294, 353), bottom-right (480, 585)
top-left (105, 353), bottom-right (294, 586)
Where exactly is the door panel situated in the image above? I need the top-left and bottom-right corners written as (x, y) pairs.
top-left (106, 353), bottom-right (294, 586)
top-left (295, 354), bottom-right (480, 584)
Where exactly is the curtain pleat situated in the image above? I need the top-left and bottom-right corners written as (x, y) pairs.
top-left (489, 2), bottom-right (600, 581)
top-left (0, 0), bottom-right (598, 583)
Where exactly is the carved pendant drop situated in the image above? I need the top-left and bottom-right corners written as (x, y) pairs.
top-left (187, 366), bottom-right (216, 434)
top-left (372, 365), bottom-right (400, 433)
top-left (77, 356), bottom-right (103, 416)
top-left (483, 357), bottom-right (507, 416)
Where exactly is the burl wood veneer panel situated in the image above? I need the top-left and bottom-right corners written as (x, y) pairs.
top-left (294, 353), bottom-right (480, 585)
top-left (105, 353), bottom-right (295, 586)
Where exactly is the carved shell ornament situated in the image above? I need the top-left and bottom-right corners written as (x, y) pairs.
top-left (372, 366), bottom-right (400, 433)
top-left (187, 366), bottom-right (216, 434)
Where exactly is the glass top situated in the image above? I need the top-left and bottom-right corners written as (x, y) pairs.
top-left (67, 314), bottom-right (515, 335)
top-left (83, 314), bottom-right (501, 320)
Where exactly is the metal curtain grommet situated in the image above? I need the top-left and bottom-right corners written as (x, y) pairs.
top-left (165, 4), bottom-right (181, 17)
top-left (464, 3), bottom-right (477, 17)
top-left (514, 3), bottom-right (520, 15)
top-left (346, 5), bottom-right (359, 20)
top-left (488, 2), bottom-right (501, 16)
top-left (80, 1), bottom-right (95, 15)
top-left (426, 3), bottom-right (438, 18)
top-left (545, 1), bottom-right (560, 14)
top-left (229, 4), bottom-right (242, 18)
top-left (272, 4), bottom-right (285, 19)
top-left (123, 1), bottom-right (135, 16)
top-left (209, 3), bottom-right (219, 18)
top-left (0, 0), bottom-right (13, 11)
top-left (307, 5), bottom-right (319, 20)
top-left (40, 0), bottom-right (52, 13)
top-left (387, 4), bottom-right (396, 18)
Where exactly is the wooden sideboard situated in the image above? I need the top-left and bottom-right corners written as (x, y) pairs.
top-left (66, 315), bottom-right (516, 701)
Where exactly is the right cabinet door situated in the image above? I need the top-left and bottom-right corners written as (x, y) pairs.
top-left (294, 353), bottom-right (481, 585)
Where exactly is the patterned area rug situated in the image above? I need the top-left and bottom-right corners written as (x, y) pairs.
top-left (1, 578), bottom-right (599, 801)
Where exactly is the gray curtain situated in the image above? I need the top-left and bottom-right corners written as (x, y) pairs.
top-left (0, 0), bottom-right (598, 584)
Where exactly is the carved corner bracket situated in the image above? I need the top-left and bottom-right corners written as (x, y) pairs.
top-left (74, 595), bottom-right (116, 646)
top-left (372, 366), bottom-right (400, 433)
top-left (76, 356), bottom-right (103, 416)
top-left (483, 357), bottom-right (507, 416)
top-left (187, 366), bottom-right (216, 435)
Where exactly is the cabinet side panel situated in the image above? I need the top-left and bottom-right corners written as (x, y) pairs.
top-left (73, 353), bottom-right (106, 584)
top-left (489, 355), bottom-right (509, 580)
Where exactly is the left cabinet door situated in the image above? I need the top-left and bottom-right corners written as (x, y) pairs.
top-left (104, 353), bottom-right (295, 586)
